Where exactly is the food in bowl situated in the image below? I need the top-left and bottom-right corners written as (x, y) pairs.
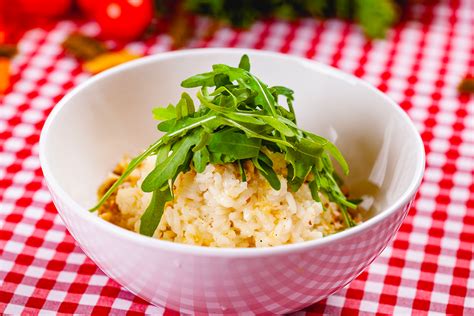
top-left (41, 49), bottom-right (425, 313)
top-left (91, 55), bottom-right (362, 247)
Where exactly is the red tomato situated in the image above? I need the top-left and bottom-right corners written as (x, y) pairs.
top-left (77, 0), bottom-right (97, 16)
top-left (94, 0), bottom-right (153, 40)
top-left (19, 0), bottom-right (72, 18)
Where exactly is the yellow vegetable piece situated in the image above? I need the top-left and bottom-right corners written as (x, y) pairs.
top-left (84, 51), bottom-right (141, 74)
top-left (0, 57), bottom-right (10, 95)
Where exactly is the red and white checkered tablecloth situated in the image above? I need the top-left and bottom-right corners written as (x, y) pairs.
top-left (1, 0), bottom-right (473, 314)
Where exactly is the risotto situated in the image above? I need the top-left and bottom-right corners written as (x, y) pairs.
top-left (98, 152), bottom-right (348, 248)
top-left (92, 55), bottom-right (361, 247)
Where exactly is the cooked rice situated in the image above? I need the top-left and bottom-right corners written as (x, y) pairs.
top-left (98, 153), bottom-right (347, 248)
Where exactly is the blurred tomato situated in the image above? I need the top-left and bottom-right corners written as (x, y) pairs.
top-left (94, 0), bottom-right (153, 40)
top-left (18, 0), bottom-right (72, 18)
top-left (77, 0), bottom-right (97, 16)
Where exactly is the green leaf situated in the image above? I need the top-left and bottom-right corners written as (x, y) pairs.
top-left (157, 119), bottom-right (176, 132)
top-left (220, 117), bottom-right (293, 148)
top-left (253, 152), bottom-right (281, 190)
top-left (139, 184), bottom-right (172, 236)
top-left (348, 198), bottom-right (363, 205)
top-left (193, 130), bottom-right (211, 152)
top-left (238, 54), bottom-right (250, 71)
top-left (238, 159), bottom-right (247, 182)
top-left (208, 130), bottom-right (261, 160)
top-left (305, 132), bottom-right (329, 146)
top-left (270, 86), bottom-right (294, 100)
top-left (340, 205), bottom-right (356, 228)
top-left (261, 116), bottom-right (296, 137)
top-left (248, 75), bottom-right (278, 116)
top-left (257, 151), bottom-right (273, 167)
top-left (209, 151), bottom-right (225, 164)
top-left (181, 71), bottom-right (216, 88)
top-left (155, 143), bottom-right (171, 164)
top-left (295, 138), bottom-right (325, 162)
top-left (142, 131), bottom-right (200, 192)
top-left (159, 114), bottom-right (217, 137)
top-left (214, 73), bottom-right (232, 87)
top-left (210, 63), bottom-right (278, 117)
top-left (153, 104), bottom-right (176, 121)
top-left (181, 92), bottom-right (195, 115)
top-left (275, 105), bottom-right (296, 123)
top-left (308, 178), bottom-right (320, 202)
top-left (287, 160), bottom-right (312, 192)
top-left (197, 90), bottom-right (230, 113)
top-left (175, 150), bottom-right (193, 179)
top-left (225, 112), bottom-right (265, 125)
top-left (176, 100), bottom-right (184, 119)
top-left (212, 64), bottom-right (248, 82)
top-left (271, 85), bottom-right (295, 119)
top-left (176, 92), bottom-right (195, 119)
top-left (324, 141), bottom-right (349, 175)
top-left (307, 132), bottom-right (349, 175)
top-left (193, 146), bottom-right (210, 173)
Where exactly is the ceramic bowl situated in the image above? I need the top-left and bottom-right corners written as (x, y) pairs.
top-left (40, 48), bottom-right (425, 314)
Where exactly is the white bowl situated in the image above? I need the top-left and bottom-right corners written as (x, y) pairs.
top-left (40, 48), bottom-right (425, 314)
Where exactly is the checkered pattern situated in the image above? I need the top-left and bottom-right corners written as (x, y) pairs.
top-left (1, 0), bottom-right (473, 313)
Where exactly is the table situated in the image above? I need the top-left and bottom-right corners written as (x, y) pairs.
top-left (1, 0), bottom-right (472, 314)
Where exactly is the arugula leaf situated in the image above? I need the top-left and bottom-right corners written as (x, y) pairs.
top-left (238, 54), bottom-right (250, 71)
top-left (270, 85), bottom-right (295, 121)
top-left (139, 183), bottom-right (173, 236)
top-left (181, 71), bottom-right (216, 88)
top-left (214, 73), bottom-right (232, 87)
top-left (247, 75), bottom-right (278, 116)
top-left (220, 118), bottom-right (293, 148)
top-left (224, 112), bottom-right (265, 125)
top-left (238, 159), bottom-right (247, 182)
top-left (270, 86), bottom-right (294, 100)
top-left (175, 95), bottom-right (185, 119)
top-left (297, 138), bottom-right (325, 161)
top-left (159, 114), bottom-right (217, 138)
top-left (153, 104), bottom-right (176, 121)
top-left (208, 130), bottom-right (261, 160)
top-left (175, 92), bottom-right (196, 119)
top-left (340, 205), bottom-right (355, 228)
top-left (261, 116), bottom-right (295, 137)
top-left (193, 131), bottom-right (211, 152)
top-left (181, 92), bottom-right (195, 116)
top-left (155, 142), bottom-right (171, 164)
top-left (212, 64), bottom-right (248, 82)
top-left (324, 142), bottom-right (349, 175)
top-left (287, 160), bottom-right (312, 192)
top-left (308, 178), bottom-right (321, 202)
top-left (253, 152), bottom-right (281, 190)
top-left (348, 198), bottom-right (363, 205)
top-left (193, 146), bottom-right (210, 173)
top-left (142, 131), bottom-right (200, 192)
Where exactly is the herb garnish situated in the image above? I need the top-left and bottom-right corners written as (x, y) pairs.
top-left (90, 55), bottom-right (357, 236)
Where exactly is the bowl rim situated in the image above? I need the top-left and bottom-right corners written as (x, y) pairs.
top-left (39, 47), bottom-right (425, 257)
